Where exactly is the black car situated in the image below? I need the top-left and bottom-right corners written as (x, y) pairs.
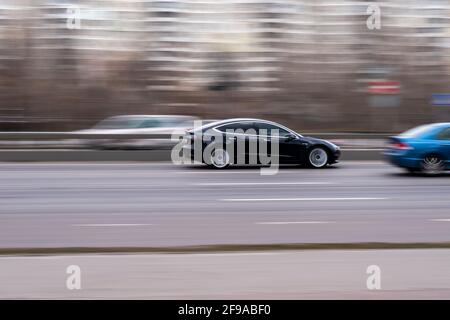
top-left (181, 118), bottom-right (341, 169)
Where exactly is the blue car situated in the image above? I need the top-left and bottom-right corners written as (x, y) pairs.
top-left (384, 123), bottom-right (450, 174)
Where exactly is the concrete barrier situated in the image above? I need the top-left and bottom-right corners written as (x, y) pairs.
top-left (0, 149), bottom-right (383, 162)
top-left (0, 132), bottom-right (390, 140)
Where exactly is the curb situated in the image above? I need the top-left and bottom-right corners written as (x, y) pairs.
top-left (1, 242), bottom-right (450, 256)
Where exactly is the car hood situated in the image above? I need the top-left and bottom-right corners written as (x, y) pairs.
top-left (303, 136), bottom-right (340, 150)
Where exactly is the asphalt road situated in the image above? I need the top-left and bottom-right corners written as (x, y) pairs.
top-left (0, 161), bottom-right (450, 248)
top-left (1, 250), bottom-right (449, 299)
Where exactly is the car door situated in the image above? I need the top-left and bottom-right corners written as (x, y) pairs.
top-left (435, 127), bottom-right (450, 168)
top-left (255, 122), bottom-right (302, 163)
top-left (214, 121), bottom-right (255, 165)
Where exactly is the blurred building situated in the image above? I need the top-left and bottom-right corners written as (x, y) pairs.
top-left (0, 0), bottom-right (450, 131)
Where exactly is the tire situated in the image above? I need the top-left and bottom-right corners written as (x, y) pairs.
top-left (306, 147), bottom-right (329, 169)
top-left (420, 154), bottom-right (444, 175)
top-left (208, 148), bottom-right (231, 169)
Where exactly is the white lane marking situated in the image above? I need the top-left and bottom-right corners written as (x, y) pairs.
top-left (72, 224), bottom-right (155, 227)
top-left (344, 149), bottom-right (383, 151)
top-left (429, 219), bottom-right (450, 222)
top-left (177, 169), bottom-right (312, 174)
top-left (256, 221), bottom-right (335, 225)
top-left (177, 170), bottom-right (260, 174)
top-left (192, 182), bottom-right (331, 186)
top-left (340, 161), bottom-right (383, 165)
top-left (221, 197), bottom-right (388, 202)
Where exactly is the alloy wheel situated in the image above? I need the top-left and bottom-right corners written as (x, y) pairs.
top-left (421, 155), bottom-right (444, 175)
top-left (308, 148), bottom-right (328, 168)
top-left (210, 149), bottom-right (230, 169)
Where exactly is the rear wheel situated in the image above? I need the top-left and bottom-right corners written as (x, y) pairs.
top-left (306, 147), bottom-right (329, 168)
top-left (208, 148), bottom-right (230, 169)
top-left (420, 154), bottom-right (444, 175)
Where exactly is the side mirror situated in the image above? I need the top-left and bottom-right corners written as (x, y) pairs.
top-left (285, 133), bottom-right (297, 141)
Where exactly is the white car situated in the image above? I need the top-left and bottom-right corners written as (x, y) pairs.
top-left (76, 115), bottom-right (198, 149)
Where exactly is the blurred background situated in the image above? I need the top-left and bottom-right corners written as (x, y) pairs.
top-left (2, 1), bottom-right (450, 300)
top-left (1, 0), bottom-right (450, 133)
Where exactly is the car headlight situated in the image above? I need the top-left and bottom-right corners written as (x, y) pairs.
top-left (330, 143), bottom-right (340, 150)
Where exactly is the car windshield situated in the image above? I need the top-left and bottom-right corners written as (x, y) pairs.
top-left (399, 124), bottom-right (437, 138)
top-left (93, 118), bottom-right (146, 129)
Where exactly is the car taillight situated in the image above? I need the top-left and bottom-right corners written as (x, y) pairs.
top-left (389, 141), bottom-right (411, 150)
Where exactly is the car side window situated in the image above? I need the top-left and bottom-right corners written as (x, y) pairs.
top-left (256, 122), bottom-right (290, 137)
top-left (216, 122), bottom-right (256, 133)
top-left (140, 119), bottom-right (160, 128)
top-left (436, 127), bottom-right (450, 140)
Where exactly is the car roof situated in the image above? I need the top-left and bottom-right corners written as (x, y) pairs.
top-left (398, 122), bottom-right (450, 138)
top-left (194, 118), bottom-right (300, 136)
top-left (431, 122), bottom-right (450, 128)
top-left (107, 115), bottom-right (194, 118)
top-left (199, 118), bottom-right (275, 128)
top-left (416, 122), bottom-right (450, 131)
top-left (104, 115), bottom-right (196, 120)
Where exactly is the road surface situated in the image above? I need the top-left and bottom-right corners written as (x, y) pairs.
top-left (1, 249), bottom-right (449, 299)
top-left (0, 162), bottom-right (449, 248)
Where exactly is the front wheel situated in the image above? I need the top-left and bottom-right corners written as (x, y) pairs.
top-left (306, 147), bottom-right (329, 168)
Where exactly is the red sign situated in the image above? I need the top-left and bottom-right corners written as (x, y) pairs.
top-left (368, 81), bottom-right (401, 94)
